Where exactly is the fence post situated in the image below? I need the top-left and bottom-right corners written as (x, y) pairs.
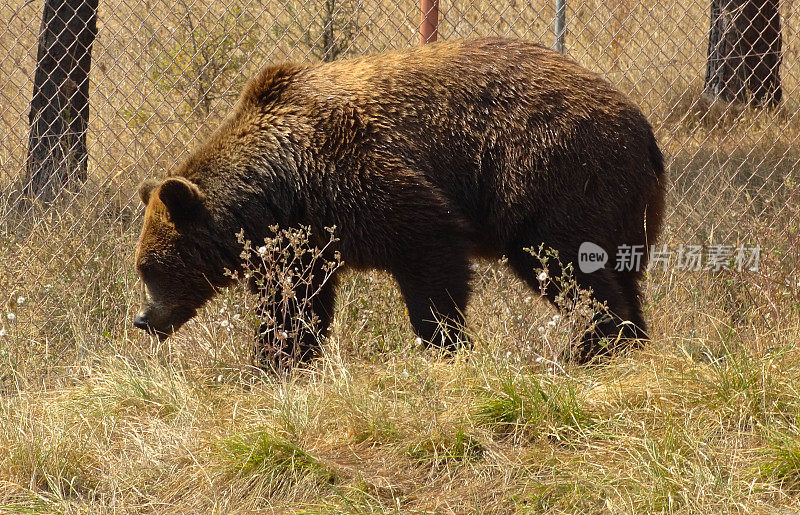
top-left (420, 0), bottom-right (439, 44)
top-left (703, 0), bottom-right (782, 107)
top-left (554, 0), bottom-right (566, 53)
top-left (25, 0), bottom-right (98, 202)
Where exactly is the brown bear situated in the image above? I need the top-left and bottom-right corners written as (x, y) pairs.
top-left (133, 37), bottom-right (666, 365)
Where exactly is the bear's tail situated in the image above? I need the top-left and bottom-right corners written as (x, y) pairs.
top-left (644, 135), bottom-right (667, 254)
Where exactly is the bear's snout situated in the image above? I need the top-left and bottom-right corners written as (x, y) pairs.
top-left (132, 303), bottom-right (196, 340)
top-left (133, 314), bottom-right (151, 332)
top-left (132, 311), bottom-right (172, 339)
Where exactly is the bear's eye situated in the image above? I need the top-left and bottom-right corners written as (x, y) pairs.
top-left (137, 261), bottom-right (158, 280)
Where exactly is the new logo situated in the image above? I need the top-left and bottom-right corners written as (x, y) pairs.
top-left (578, 242), bottom-right (607, 273)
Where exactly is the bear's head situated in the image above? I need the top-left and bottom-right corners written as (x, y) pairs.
top-left (132, 62), bottom-right (308, 339)
top-left (133, 176), bottom-right (235, 339)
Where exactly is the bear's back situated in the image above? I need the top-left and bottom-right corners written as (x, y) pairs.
top-left (291, 39), bottom-right (656, 238)
top-left (217, 38), bottom-right (661, 252)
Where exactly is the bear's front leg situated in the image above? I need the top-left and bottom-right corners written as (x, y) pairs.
top-left (392, 249), bottom-right (472, 352)
top-left (364, 173), bottom-right (474, 352)
top-left (252, 271), bottom-right (338, 371)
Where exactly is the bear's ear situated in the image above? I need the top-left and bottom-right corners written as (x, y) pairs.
top-left (158, 177), bottom-right (205, 222)
top-left (138, 179), bottom-right (160, 206)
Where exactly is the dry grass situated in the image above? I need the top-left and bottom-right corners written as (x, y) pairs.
top-left (2, 264), bottom-right (800, 512)
top-left (2, 0), bottom-right (800, 512)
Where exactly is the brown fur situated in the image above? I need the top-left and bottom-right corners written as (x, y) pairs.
top-left (133, 37), bottom-right (666, 364)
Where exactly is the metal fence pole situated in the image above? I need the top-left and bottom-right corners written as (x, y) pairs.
top-left (554, 0), bottom-right (566, 52)
top-left (420, 0), bottom-right (439, 44)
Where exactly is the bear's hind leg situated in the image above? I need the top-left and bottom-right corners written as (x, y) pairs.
top-left (614, 269), bottom-right (650, 340)
top-left (506, 246), bottom-right (637, 364)
top-left (572, 269), bottom-right (637, 364)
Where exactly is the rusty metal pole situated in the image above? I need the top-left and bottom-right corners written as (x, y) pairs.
top-left (420, 0), bottom-right (439, 44)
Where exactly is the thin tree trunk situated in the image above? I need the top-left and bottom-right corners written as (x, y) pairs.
top-left (704, 0), bottom-right (782, 107)
top-left (25, 0), bottom-right (98, 202)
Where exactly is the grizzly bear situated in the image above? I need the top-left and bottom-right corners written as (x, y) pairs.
top-left (133, 37), bottom-right (666, 365)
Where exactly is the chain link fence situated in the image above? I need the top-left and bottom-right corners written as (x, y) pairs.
top-left (0, 1), bottom-right (798, 349)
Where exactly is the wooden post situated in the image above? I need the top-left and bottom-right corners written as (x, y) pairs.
top-left (25, 0), bottom-right (98, 202)
top-left (704, 0), bottom-right (782, 107)
top-left (420, 0), bottom-right (439, 44)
